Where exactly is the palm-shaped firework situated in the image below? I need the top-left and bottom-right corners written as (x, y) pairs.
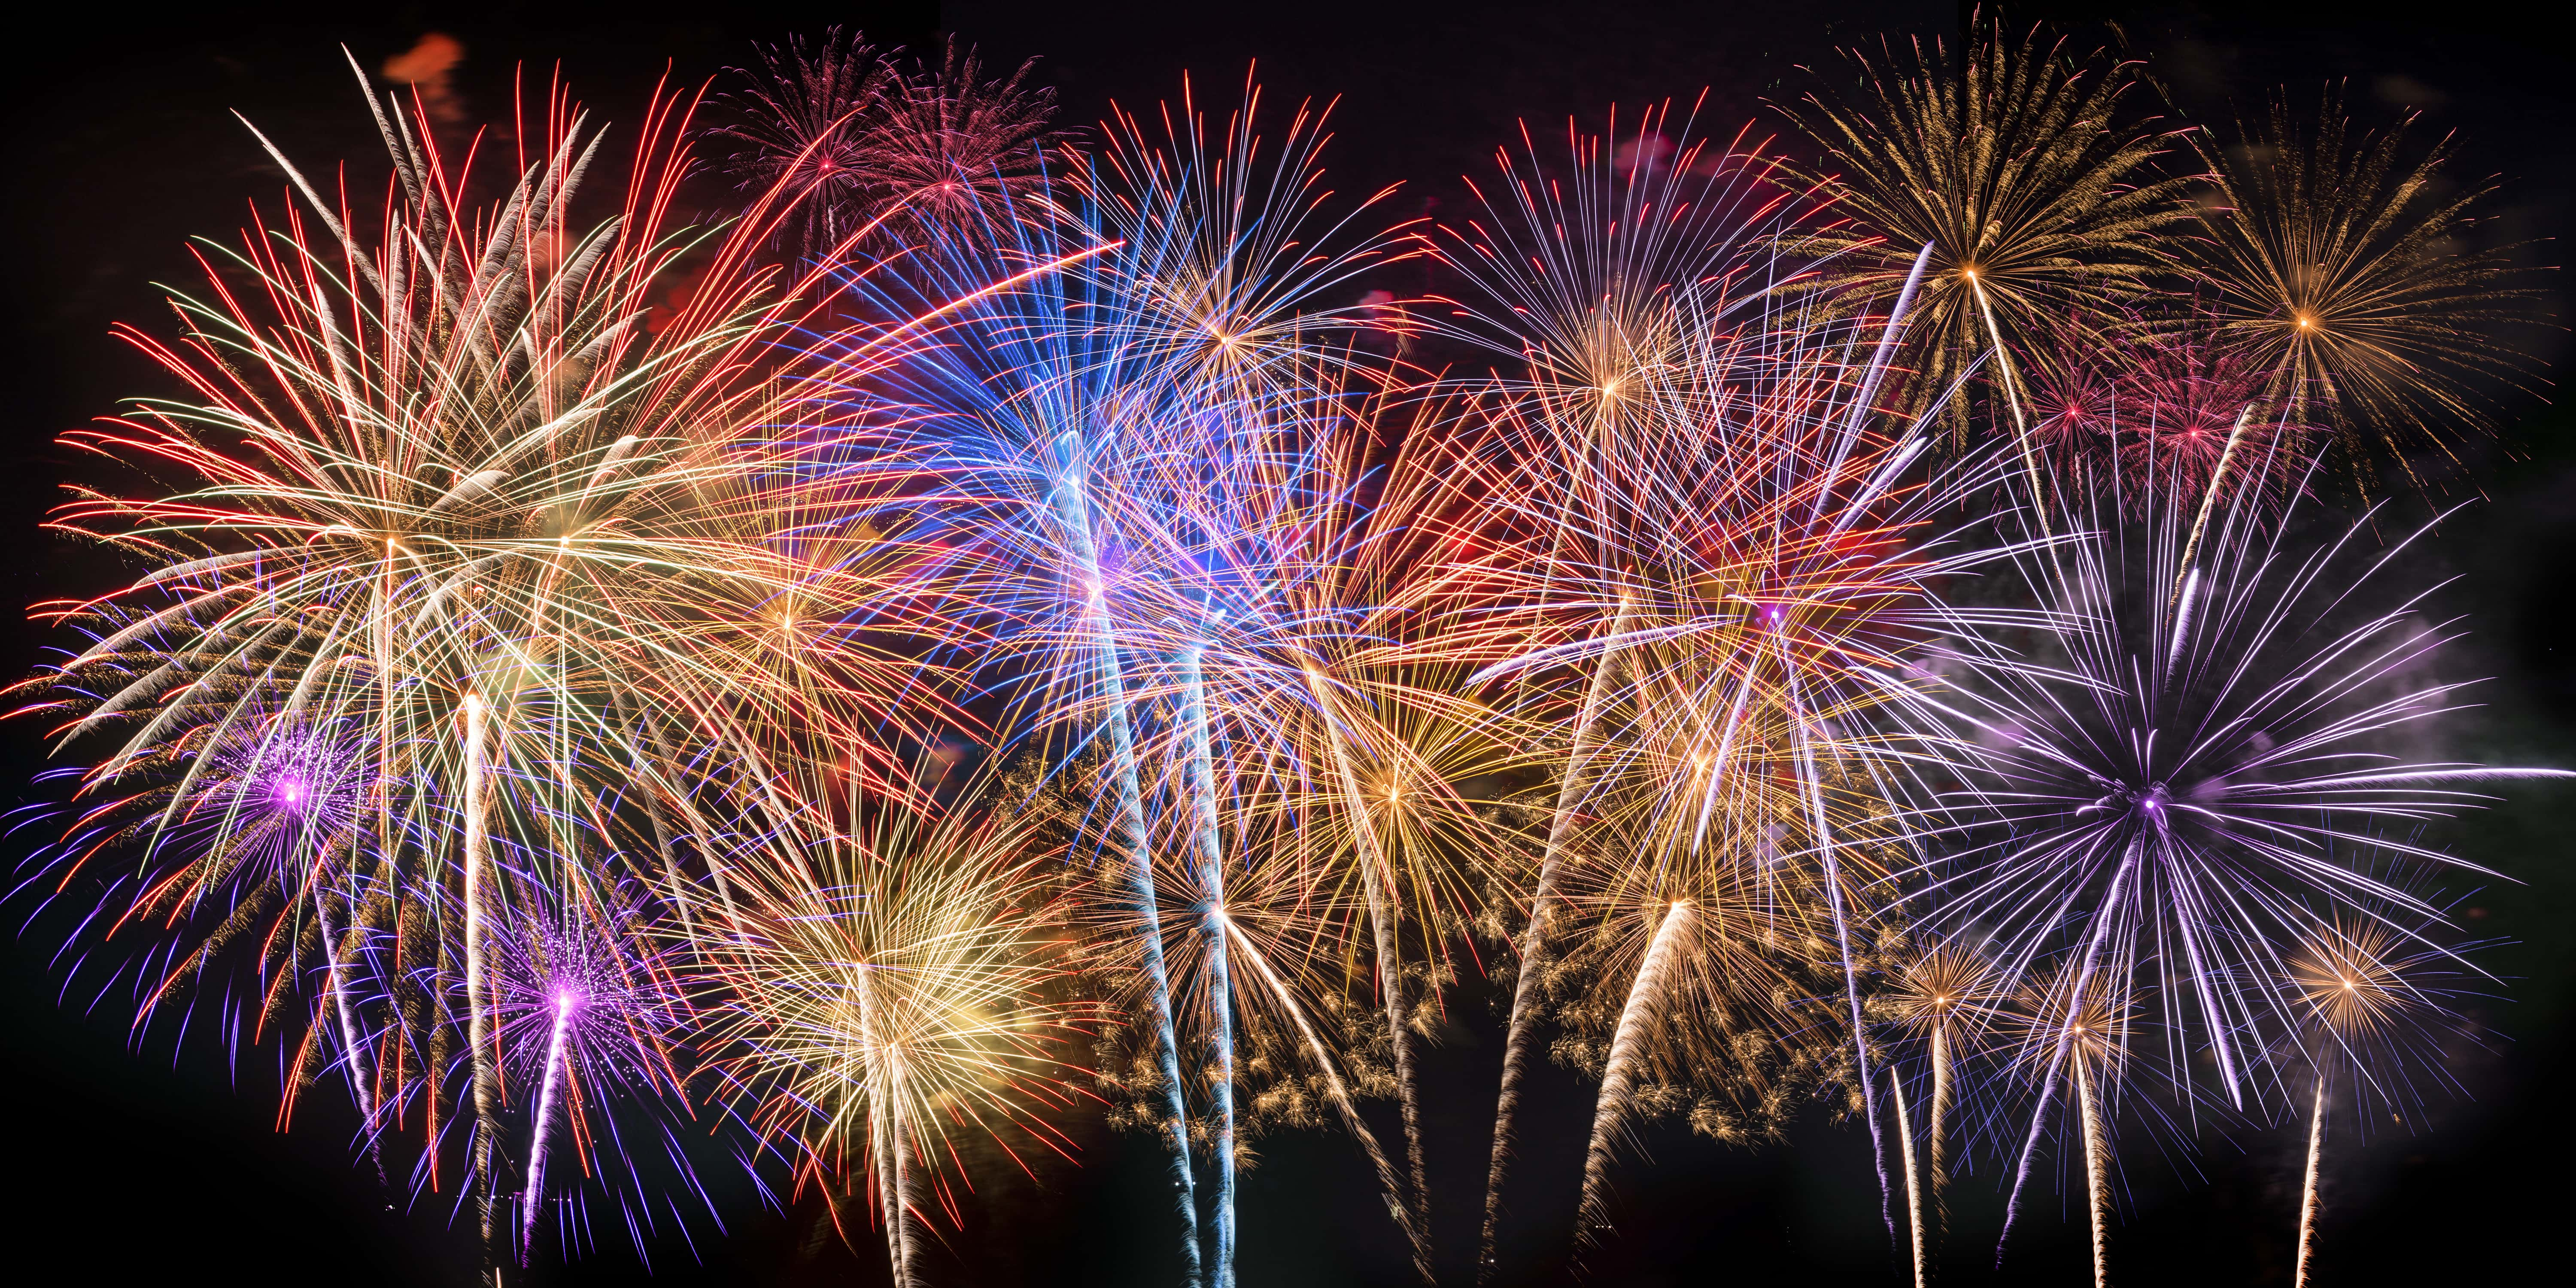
top-left (1878, 939), bottom-right (2010, 1283)
top-left (2278, 902), bottom-right (2489, 1288)
top-left (1905, 454), bottom-right (2567, 1275)
top-left (2189, 88), bottom-right (2546, 494)
top-left (492, 882), bottom-right (698, 1263)
top-left (1785, 12), bottom-right (2193, 468)
top-left (1127, 380), bottom-right (1530, 1282)
top-left (697, 757), bottom-right (1088, 1288)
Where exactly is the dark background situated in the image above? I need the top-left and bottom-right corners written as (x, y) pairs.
top-left (2, 2), bottom-right (2567, 1284)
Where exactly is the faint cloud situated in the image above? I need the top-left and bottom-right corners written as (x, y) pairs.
top-left (383, 32), bottom-right (468, 125)
top-left (2374, 74), bottom-right (2446, 110)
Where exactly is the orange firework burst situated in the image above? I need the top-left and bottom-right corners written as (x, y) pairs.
top-left (1784, 12), bottom-right (2194, 452)
top-left (2188, 88), bottom-right (2547, 493)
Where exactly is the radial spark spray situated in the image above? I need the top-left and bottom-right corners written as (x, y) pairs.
top-left (837, 71), bottom-right (1416, 1284)
top-left (1458, 234), bottom-right (2039, 1260)
top-left (702, 759), bottom-right (1090, 1288)
top-left (18, 60), bottom-right (994, 1273)
top-left (1905, 437), bottom-right (2567, 1266)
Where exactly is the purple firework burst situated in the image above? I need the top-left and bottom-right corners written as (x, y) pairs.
top-left (491, 890), bottom-right (702, 1264)
top-left (1902, 465), bottom-right (2567, 1255)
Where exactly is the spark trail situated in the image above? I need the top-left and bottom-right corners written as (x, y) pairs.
top-left (1575, 898), bottom-right (1692, 1246)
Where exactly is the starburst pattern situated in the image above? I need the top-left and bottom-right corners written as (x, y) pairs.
top-left (10, 34), bottom-right (2563, 1288)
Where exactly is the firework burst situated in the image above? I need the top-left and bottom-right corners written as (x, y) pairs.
top-left (2279, 906), bottom-right (2489, 1288)
top-left (709, 28), bottom-right (900, 258)
top-left (1785, 12), bottom-right (2193, 461)
top-left (2189, 88), bottom-right (2546, 493)
top-left (492, 884), bottom-right (701, 1263)
top-left (698, 761), bottom-right (1088, 1288)
top-left (16, 63), bottom-right (976, 1276)
top-left (1902, 461), bottom-right (2568, 1268)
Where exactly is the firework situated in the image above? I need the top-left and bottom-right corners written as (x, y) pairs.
top-left (2281, 910), bottom-right (2488, 1287)
top-left (1880, 939), bottom-right (2006, 1281)
top-left (2110, 313), bottom-right (2319, 510)
top-left (871, 39), bottom-right (1059, 237)
top-left (10, 30), bottom-right (2564, 1288)
top-left (2025, 307), bottom-right (2123, 464)
top-left (1888, 1062), bottom-right (1923, 1285)
top-left (1434, 99), bottom-right (1808, 396)
top-left (14, 713), bottom-right (391, 1174)
top-left (2188, 89), bottom-right (2545, 493)
top-left (1785, 13), bottom-right (2193, 471)
top-left (708, 28), bottom-right (899, 258)
top-left (1429, 110), bottom-right (1836, 1274)
top-left (1902, 457), bottom-right (2568, 1266)
top-left (18, 64), bottom-right (974, 1276)
top-left (1578, 896), bottom-right (1691, 1241)
top-left (1538, 799), bottom-right (1851, 1252)
top-left (711, 31), bottom-right (1057, 259)
top-left (2016, 970), bottom-right (2131, 1288)
top-left (1451, 219), bottom-right (2038, 1261)
top-left (834, 72), bottom-right (1414, 1285)
top-left (492, 884), bottom-right (699, 1262)
top-left (1072, 374), bottom-right (1519, 1285)
top-left (698, 760), bottom-right (1088, 1288)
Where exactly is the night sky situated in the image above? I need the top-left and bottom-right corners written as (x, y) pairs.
top-left (1, 3), bottom-right (2568, 1284)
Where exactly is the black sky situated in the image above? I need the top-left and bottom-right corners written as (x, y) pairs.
top-left (1, 3), bottom-right (2568, 1285)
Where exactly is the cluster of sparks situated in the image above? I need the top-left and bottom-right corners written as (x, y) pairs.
top-left (9, 16), bottom-right (2555, 1288)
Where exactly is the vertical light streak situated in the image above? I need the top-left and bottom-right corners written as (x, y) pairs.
top-left (1780, 645), bottom-right (1893, 1235)
top-left (1050, 452), bottom-right (1202, 1286)
top-left (888, 1095), bottom-right (919, 1288)
top-left (1575, 899), bottom-right (1692, 1245)
top-left (855, 963), bottom-right (919, 1288)
top-left (374, 539), bottom-right (402, 1187)
top-left (1891, 1066), bottom-right (1926, 1288)
top-left (1218, 914), bottom-right (1431, 1281)
top-left (460, 690), bottom-right (503, 1283)
top-left (2001, 841), bottom-right (2137, 1256)
top-left (1301, 664), bottom-right (1430, 1243)
top-left (521, 991), bottom-right (575, 1258)
top-left (315, 887), bottom-right (388, 1187)
top-left (316, 899), bottom-right (370, 1107)
top-left (1179, 637), bottom-right (1237, 1288)
top-left (1481, 597), bottom-right (1632, 1281)
top-left (2166, 568), bottom-right (2203, 671)
top-left (1968, 272), bottom-right (2050, 531)
top-left (2295, 1073), bottom-right (2326, 1288)
top-left (1929, 1016), bottom-right (1952, 1230)
top-left (2075, 1048), bottom-right (2110, 1288)
top-left (1684, 667), bottom-right (1760, 856)
top-left (2167, 403), bottom-right (2258, 614)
